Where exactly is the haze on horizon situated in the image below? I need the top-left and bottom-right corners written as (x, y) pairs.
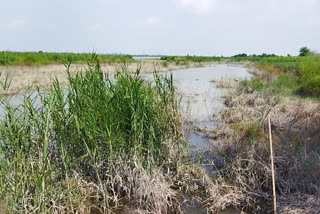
top-left (1, 0), bottom-right (319, 56)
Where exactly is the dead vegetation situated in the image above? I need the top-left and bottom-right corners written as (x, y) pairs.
top-left (0, 61), bottom-right (216, 95)
top-left (200, 79), bottom-right (320, 213)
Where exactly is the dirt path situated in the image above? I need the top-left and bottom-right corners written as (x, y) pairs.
top-left (0, 60), bottom-right (217, 95)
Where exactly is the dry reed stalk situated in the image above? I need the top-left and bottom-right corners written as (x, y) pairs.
top-left (268, 115), bottom-right (277, 214)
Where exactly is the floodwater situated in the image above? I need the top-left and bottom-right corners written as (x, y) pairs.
top-left (170, 64), bottom-right (251, 157)
top-left (169, 64), bottom-right (251, 213)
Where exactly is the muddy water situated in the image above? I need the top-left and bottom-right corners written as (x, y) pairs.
top-left (169, 64), bottom-right (251, 213)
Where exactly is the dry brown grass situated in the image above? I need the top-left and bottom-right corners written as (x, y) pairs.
top-left (0, 61), bottom-right (216, 95)
top-left (204, 81), bottom-right (320, 213)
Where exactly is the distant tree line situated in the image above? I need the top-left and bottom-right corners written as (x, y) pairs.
top-left (233, 47), bottom-right (317, 58)
top-left (233, 53), bottom-right (278, 58)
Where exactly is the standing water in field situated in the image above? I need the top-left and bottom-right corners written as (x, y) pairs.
top-left (169, 64), bottom-right (252, 213)
top-left (170, 64), bottom-right (251, 160)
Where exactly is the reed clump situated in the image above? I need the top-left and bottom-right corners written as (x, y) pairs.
top-left (0, 58), bottom-right (184, 213)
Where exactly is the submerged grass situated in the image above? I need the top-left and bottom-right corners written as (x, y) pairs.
top-left (0, 57), bottom-right (184, 213)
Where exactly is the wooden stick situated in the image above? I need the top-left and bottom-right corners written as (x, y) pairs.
top-left (268, 115), bottom-right (277, 214)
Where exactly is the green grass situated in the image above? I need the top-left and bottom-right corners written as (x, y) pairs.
top-left (235, 55), bottom-right (320, 98)
top-left (239, 78), bottom-right (265, 92)
top-left (298, 57), bottom-right (320, 97)
top-left (273, 72), bottom-right (300, 95)
top-left (0, 51), bottom-right (134, 66)
top-left (0, 57), bottom-right (182, 213)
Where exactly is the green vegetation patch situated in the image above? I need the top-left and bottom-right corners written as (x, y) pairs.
top-left (235, 54), bottom-right (320, 98)
top-left (0, 59), bottom-right (182, 212)
top-left (0, 51), bottom-right (134, 66)
top-left (239, 78), bottom-right (265, 92)
top-left (298, 57), bottom-right (320, 97)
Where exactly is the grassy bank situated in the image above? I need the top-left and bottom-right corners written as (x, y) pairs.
top-left (199, 77), bottom-right (320, 213)
top-left (0, 51), bottom-right (134, 66)
top-left (203, 57), bottom-right (320, 213)
top-left (0, 59), bottom-right (184, 213)
top-left (234, 55), bottom-right (320, 98)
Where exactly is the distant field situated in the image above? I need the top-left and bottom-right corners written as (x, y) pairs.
top-left (1, 51), bottom-right (319, 97)
top-left (0, 51), bottom-right (134, 66)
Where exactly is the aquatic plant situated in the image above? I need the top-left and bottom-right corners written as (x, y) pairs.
top-left (0, 57), bottom-right (183, 213)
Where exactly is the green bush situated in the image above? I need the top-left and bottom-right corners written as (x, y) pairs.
top-left (298, 57), bottom-right (320, 96)
top-left (239, 79), bottom-right (265, 92)
top-left (273, 73), bottom-right (299, 94)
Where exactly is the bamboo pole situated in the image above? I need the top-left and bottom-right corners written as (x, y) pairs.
top-left (268, 115), bottom-right (277, 214)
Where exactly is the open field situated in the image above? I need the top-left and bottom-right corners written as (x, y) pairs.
top-left (0, 51), bottom-right (134, 66)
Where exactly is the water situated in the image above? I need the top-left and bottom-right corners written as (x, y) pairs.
top-left (169, 64), bottom-right (251, 160)
top-left (172, 64), bottom-right (250, 127)
top-left (169, 64), bottom-right (251, 213)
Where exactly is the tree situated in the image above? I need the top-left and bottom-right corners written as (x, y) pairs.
top-left (299, 47), bottom-right (311, 56)
top-left (233, 53), bottom-right (247, 57)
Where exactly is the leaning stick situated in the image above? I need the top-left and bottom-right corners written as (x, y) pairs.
top-left (268, 115), bottom-right (277, 214)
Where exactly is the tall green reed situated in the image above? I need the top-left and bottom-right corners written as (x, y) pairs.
top-left (0, 57), bottom-right (182, 213)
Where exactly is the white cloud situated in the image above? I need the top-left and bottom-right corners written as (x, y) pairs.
top-left (8, 19), bottom-right (25, 29)
top-left (144, 17), bottom-right (161, 25)
top-left (176, 0), bottom-right (216, 14)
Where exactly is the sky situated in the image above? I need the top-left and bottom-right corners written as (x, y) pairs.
top-left (1, 0), bottom-right (320, 56)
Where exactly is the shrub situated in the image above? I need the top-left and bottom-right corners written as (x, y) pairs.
top-left (298, 57), bottom-right (320, 97)
top-left (273, 73), bottom-right (299, 94)
top-left (239, 79), bottom-right (265, 92)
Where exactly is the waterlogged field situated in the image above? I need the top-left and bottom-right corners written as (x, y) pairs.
top-left (0, 53), bottom-right (319, 213)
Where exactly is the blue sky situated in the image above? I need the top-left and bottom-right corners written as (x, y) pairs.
top-left (1, 0), bottom-right (320, 56)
